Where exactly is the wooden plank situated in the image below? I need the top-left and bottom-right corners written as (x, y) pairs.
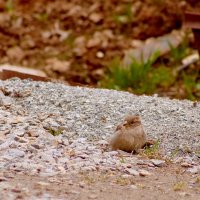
top-left (184, 12), bottom-right (200, 29)
top-left (1, 70), bottom-right (50, 82)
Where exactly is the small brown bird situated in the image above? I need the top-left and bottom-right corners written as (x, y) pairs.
top-left (109, 115), bottom-right (147, 153)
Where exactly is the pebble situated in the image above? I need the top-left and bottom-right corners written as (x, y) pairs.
top-left (151, 159), bottom-right (166, 167)
top-left (88, 194), bottom-right (98, 199)
top-left (36, 181), bottom-right (50, 186)
top-left (139, 169), bottom-right (152, 176)
top-left (79, 182), bottom-right (85, 188)
top-left (8, 149), bottom-right (25, 158)
top-left (181, 162), bottom-right (193, 168)
top-left (187, 166), bottom-right (199, 174)
top-left (0, 91), bottom-right (13, 106)
top-left (0, 177), bottom-right (8, 182)
top-left (14, 136), bottom-right (28, 143)
top-left (130, 185), bottom-right (138, 189)
top-left (126, 168), bottom-right (139, 176)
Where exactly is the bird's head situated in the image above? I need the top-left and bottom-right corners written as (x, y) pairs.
top-left (123, 115), bottom-right (141, 128)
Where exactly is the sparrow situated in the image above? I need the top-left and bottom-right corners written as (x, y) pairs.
top-left (109, 115), bottom-right (147, 153)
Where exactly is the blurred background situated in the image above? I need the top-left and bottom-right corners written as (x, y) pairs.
top-left (0, 0), bottom-right (199, 100)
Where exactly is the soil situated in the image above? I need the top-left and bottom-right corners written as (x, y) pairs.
top-left (0, 0), bottom-right (199, 86)
top-left (1, 164), bottom-right (200, 200)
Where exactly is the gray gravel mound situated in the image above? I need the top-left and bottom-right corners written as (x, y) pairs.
top-left (0, 78), bottom-right (199, 155)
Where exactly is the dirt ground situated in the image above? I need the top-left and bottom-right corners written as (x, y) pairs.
top-left (0, 164), bottom-right (200, 200)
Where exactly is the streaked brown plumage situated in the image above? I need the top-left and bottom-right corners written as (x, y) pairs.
top-left (109, 115), bottom-right (147, 153)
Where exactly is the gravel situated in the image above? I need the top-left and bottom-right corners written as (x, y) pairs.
top-left (0, 78), bottom-right (199, 176)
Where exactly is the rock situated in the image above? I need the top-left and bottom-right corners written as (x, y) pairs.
top-left (9, 116), bottom-right (26, 124)
top-left (126, 168), bottom-right (139, 176)
top-left (0, 91), bottom-right (13, 106)
top-left (8, 149), bottom-right (25, 158)
top-left (88, 194), bottom-right (98, 199)
top-left (181, 162), bottom-right (193, 168)
top-left (0, 177), bottom-right (7, 182)
top-left (187, 166), bottom-right (199, 174)
top-left (89, 13), bottom-right (103, 23)
top-left (178, 192), bottom-right (190, 197)
top-left (97, 140), bottom-right (108, 145)
top-left (14, 136), bottom-right (28, 143)
top-left (36, 181), bottom-right (50, 186)
top-left (31, 144), bottom-right (41, 150)
top-left (79, 182), bottom-right (85, 188)
top-left (70, 190), bottom-right (80, 195)
top-left (81, 166), bottom-right (96, 172)
top-left (11, 188), bottom-right (22, 193)
top-left (0, 141), bottom-right (11, 151)
top-left (108, 151), bottom-right (119, 156)
top-left (151, 159), bottom-right (166, 167)
top-left (13, 130), bottom-right (25, 137)
top-left (78, 154), bottom-right (89, 159)
top-left (37, 152), bottom-right (55, 163)
top-left (139, 169), bottom-right (152, 176)
top-left (122, 174), bottom-right (132, 179)
top-left (130, 184), bottom-right (138, 189)
top-left (96, 51), bottom-right (104, 58)
top-left (26, 130), bottom-right (39, 137)
top-left (124, 30), bottom-right (185, 65)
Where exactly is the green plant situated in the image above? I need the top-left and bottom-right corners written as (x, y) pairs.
top-left (63, 32), bottom-right (76, 49)
top-left (48, 128), bottom-right (63, 136)
top-left (152, 65), bottom-right (175, 88)
top-left (100, 51), bottom-right (175, 95)
top-left (142, 140), bottom-right (161, 159)
top-left (5, 0), bottom-right (14, 12)
top-left (168, 38), bottom-right (190, 64)
top-left (182, 71), bottom-right (199, 100)
top-left (195, 177), bottom-right (200, 184)
top-left (113, 3), bottom-right (133, 24)
top-left (173, 181), bottom-right (186, 191)
top-left (115, 175), bottom-right (135, 185)
top-left (34, 12), bottom-right (49, 22)
top-left (195, 150), bottom-right (200, 157)
top-left (120, 156), bottom-right (126, 163)
top-left (169, 148), bottom-right (180, 160)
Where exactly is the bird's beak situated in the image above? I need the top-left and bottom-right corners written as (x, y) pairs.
top-left (123, 121), bottom-right (127, 126)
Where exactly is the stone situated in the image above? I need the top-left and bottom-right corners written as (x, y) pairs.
top-left (0, 91), bottom-right (13, 106)
top-left (36, 181), bottom-right (50, 186)
top-left (14, 136), bottom-right (28, 143)
top-left (126, 168), bottom-right (139, 176)
top-left (31, 144), bottom-right (41, 150)
top-left (187, 166), bottom-right (199, 174)
top-left (151, 159), bottom-right (166, 167)
top-left (181, 162), bottom-right (193, 168)
top-left (8, 149), bottom-right (25, 158)
top-left (88, 194), bottom-right (98, 199)
top-left (13, 130), bottom-right (25, 137)
top-left (139, 169), bottom-right (152, 176)
top-left (79, 182), bottom-right (85, 188)
top-left (130, 185), bottom-right (138, 189)
top-left (0, 141), bottom-right (11, 151)
top-left (0, 177), bottom-right (7, 182)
